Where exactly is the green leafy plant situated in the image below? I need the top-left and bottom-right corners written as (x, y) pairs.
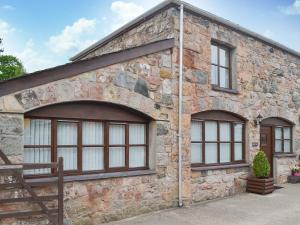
top-left (0, 55), bottom-right (25, 81)
top-left (252, 150), bottom-right (270, 178)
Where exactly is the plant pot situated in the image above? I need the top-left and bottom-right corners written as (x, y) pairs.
top-left (247, 177), bottom-right (274, 195)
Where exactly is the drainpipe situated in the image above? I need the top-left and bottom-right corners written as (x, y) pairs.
top-left (178, 3), bottom-right (184, 208)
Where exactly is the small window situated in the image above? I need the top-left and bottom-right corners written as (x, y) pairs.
top-left (211, 43), bottom-right (231, 89)
top-left (275, 127), bottom-right (292, 153)
top-left (191, 111), bottom-right (245, 166)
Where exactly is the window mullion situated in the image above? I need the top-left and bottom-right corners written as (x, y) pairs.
top-left (78, 121), bottom-right (83, 173)
top-left (217, 121), bottom-right (220, 163)
top-left (217, 47), bottom-right (220, 87)
top-left (202, 122), bottom-right (205, 164)
top-left (281, 127), bottom-right (284, 153)
top-left (125, 124), bottom-right (129, 169)
top-left (231, 123), bottom-right (234, 162)
top-left (104, 122), bottom-right (109, 171)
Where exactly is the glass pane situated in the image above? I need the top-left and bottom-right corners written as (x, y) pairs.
top-left (24, 119), bottom-right (51, 145)
top-left (234, 124), bottom-right (243, 142)
top-left (275, 128), bottom-right (282, 139)
top-left (191, 121), bottom-right (202, 142)
top-left (129, 146), bottom-right (145, 168)
top-left (109, 124), bottom-right (125, 145)
top-left (211, 65), bottom-right (218, 85)
top-left (191, 143), bottom-right (202, 163)
top-left (82, 122), bottom-right (103, 145)
top-left (109, 147), bottom-right (125, 167)
top-left (129, 124), bottom-right (145, 144)
top-left (205, 143), bottom-right (217, 164)
top-left (24, 147), bottom-right (51, 174)
top-left (284, 127), bottom-right (291, 139)
top-left (275, 140), bottom-right (282, 152)
top-left (219, 48), bottom-right (229, 67)
top-left (83, 147), bottom-right (104, 171)
top-left (57, 122), bottom-right (77, 145)
top-left (205, 121), bottom-right (217, 141)
top-left (220, 68), bottom-right (229, 88)
top-left (211, 45), bottom-right (218, 64)
top-left (220, 122), bottom-right (231, 141)
top-left (234, 143), bottom-right (243, 161)
top-left (284, 140), bottom-right (291, 153)
top-left (57, 147), bottom-right (77, 170)
top-left (220, 143), bottom-right (231, 163)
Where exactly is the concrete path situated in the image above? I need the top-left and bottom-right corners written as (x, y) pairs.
top-left (104, 184), bottom-right (300, 225)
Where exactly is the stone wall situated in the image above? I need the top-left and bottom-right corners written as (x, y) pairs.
top-left (174, 10), bottom-right (300, 200)
top-left (0, 49), bottom-right (183, 224)
top-left (81, 8), bottom-right (176, 60)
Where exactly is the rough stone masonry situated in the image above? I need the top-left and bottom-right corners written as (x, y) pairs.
top-left (0, 2), bottom-right (300, 224)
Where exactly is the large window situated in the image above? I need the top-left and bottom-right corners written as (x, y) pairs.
top-left (211, 43), bottom-right (231, 89)
top-left (191, 111), bottom-right (245, 166)
top-left (23, 102), bottom-right (150, 176)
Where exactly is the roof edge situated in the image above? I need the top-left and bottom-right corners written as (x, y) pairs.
top-left (0, 38), bottom-right (175, 97)
top-left (71, 0), bottom-right (300, 61)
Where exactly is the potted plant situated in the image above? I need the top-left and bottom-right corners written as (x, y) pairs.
top-left (291, 164), bottom-right (300, 176)
top-left (247, 150), bottom-right (274, 195)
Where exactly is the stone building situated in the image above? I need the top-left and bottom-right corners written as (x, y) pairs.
top-left (0, 0), bottom-right (300, 224)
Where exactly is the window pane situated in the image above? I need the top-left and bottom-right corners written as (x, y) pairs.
top-left (191, 121), bottom-right (202, 142)
top-left (191, 143), bottom-right (202, 163)
top-left (82, 122), bottom-right (103, 145)
top-left (220, 122), bottom-right (231, 141)
top-left (219, 48), bottom-right (229, 67)
top-left (24, 119), bottom-right (51, 145)
top-left (57, 147), bottom-right (77, 170)
top-left (234, 124), bottom-right (243, 142)
top-left (284, 127), bottom-right (291, 139)
top-left (109, 147), bottom-right (125, 167)
top-left (57, 122), bottom-right (77, 145)
top-left (211, 65), bottom-right (218, 85)
top-left (234, 143), bottom-right (243, 161)
top-left (205, 143), bottom-right (217, 164)
top-left (220, 143), bottom-right (231, 163)
top-left (275, 140), bottom-right (282, 152)
top-left (220, 68), bottom-right (229, 88)
top-left (129, 146), bottom-right (145, 168)
top-left (275, 128), bottom-right (282, 139)
top-left (129, 124), bottom-right (145, 144)
top-left (24, 148), bottom-right (51, 174)
top-left (284, 140), bottom-right (291, 153)
top-left (211, 45), bottom-right (218, 64)
top-left (109, 124), bottom-right (125, 145)
top-left (83, 147), bottom-right (104, 171)
top-left (205, 121), bottom-right (217, 141)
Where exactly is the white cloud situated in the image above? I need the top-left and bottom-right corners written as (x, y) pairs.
top-left (47, 18), bottom-right (97, 54)
top-left (16, 39), bottom-right (57, 73)
top-left (263, 29), bottom-right (273, 38)
top-left (2, 5), bottom-right (15, 10)
top-left (0, 20), bottom-right (15, 38)
top-left (111, 1), bottom-right (145, 30)
top-left (280, 0), bottom-right (300, 15)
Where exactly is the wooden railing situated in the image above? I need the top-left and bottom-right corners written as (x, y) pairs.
top-left (0, 150), bottom-right (64, 225)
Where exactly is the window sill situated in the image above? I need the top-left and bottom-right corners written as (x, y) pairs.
top-left (211, 85), bottom-right (239, 94)
top-left (274, 153), bottom-right (297, 158)
top-left (191, 163), bottom-right (250, 171)
top-left (25, 170), bottom-right (156, 184)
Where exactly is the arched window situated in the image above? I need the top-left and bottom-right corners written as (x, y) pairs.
top-left (24, 101), bottom-right (151, 176)
top-left (191, 110), bottom-right (246, 166)
top-left (261, 117), bottom-right (293, 154)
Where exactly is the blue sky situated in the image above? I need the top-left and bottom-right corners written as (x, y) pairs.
top-left (0, 0), bottom-right (300, 72)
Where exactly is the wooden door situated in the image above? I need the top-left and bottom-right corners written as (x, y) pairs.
top-left (260, 126), bottom-right (273, 177)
